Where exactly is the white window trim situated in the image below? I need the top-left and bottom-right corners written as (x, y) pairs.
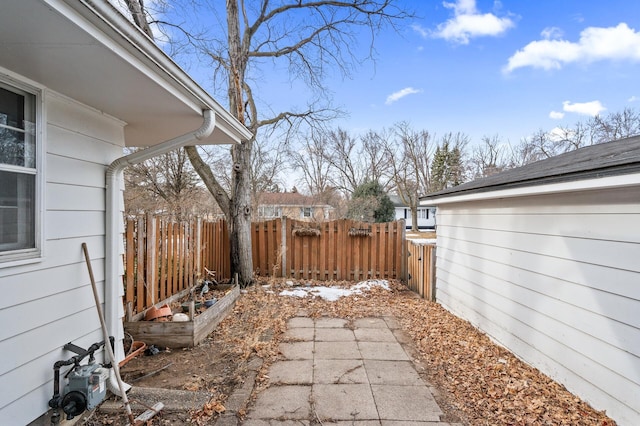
top-left (258, 205), bottom-right (282, 219)
top-left (0, 72), bottom-right (45, 267)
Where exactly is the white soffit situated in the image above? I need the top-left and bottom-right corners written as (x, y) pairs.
top-left (0, 0), bottom-right (251, 146)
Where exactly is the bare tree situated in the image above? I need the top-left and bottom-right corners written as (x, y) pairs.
top-left (522, 128), bottom-right (561, 159)
top-left (514, 107), bottom-right (640, 169)
top-left (123, 0), bottom-right (409, 286)
top-left (469, 135), bottom-right (511, 179)
top-left (123, 148), bottom-right (222, 220)
top-left (509, 138), bottom-right (546, 167)
top-left (384, 122), bottom-right (434, 231)
top-left (189, 1), bottom-right (408, 286)
top-left (250, 134), bottom-right (288, 196)
top-left (123, 0), bottom-right (154, 38)
top-left (295, 126), bottom-right (393, 197)
top-left (591, 107), bottom-right (640, 143)
top-left (360, 129), bottom-right (394, 191)
top-left (323, 128), bottom-right (367, 194)
top-left (289, 132), bottom-right (334, 195)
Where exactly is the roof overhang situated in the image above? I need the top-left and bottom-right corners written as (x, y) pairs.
top-left (420, 137), bottom-right (640, 206)
top-left (420, 172), bottom-right (640, 206)
top-left (0, 0), bottom-right (252, 147)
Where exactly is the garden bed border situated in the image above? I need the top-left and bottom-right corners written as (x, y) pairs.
top-left (124, 285), bottom-right (240, 348)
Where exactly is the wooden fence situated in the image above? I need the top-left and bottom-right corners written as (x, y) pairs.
top-left (124, 216), bottom-right (407, 314)
top-left (253, 218), bottom-right (406, 281)
top-left (124, 215), bottom-right (201, 315)
top-left (406, 240), bottom-right (436, 301)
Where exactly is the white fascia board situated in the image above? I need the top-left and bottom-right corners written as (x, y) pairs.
top-left (420, 173), bottom-right (640, 206)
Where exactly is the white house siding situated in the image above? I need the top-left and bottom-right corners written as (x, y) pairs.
top-left (394, 207), bottom-right (436, 229)
top-left (0, 92), bottom-right (125, 425)
top-left (435, 186), bottom-right (640, 425)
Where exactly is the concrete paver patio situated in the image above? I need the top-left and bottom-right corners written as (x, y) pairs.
top-left (238, 315), bottom-right (462, 425)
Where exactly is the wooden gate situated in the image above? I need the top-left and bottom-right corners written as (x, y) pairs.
top-left (406, 240), bottom-right (436, 301)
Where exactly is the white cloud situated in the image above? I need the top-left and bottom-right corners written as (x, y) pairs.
top-left (629, 95), bottom-right (638, 102)
top-left (444, 0), bottom-right (477, 15)
top-left (549, 111), bottom-right (565, 119)
top-left (412, 24), bottom-right (429, 38)
top-left (541, 26), bottom-right (563, 40)
top-left (548, 126), bottom-right (569, 142)
top-left (385, 87), bottom-right (422, 105)
top-left (572, 14), bottom-right (585, 24)
top-left (433, 0), bottom-right (515, 44)
top-left (504, 23), bottom-right (640, 73)
top-left (562, 100), bottom-right (606, 116)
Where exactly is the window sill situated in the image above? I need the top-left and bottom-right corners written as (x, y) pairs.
top-left (0, 251), bottom-right (43, 268)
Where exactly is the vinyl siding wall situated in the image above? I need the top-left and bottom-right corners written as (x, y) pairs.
top-left (435, 185), bottom-right (640, 426)
top-left (0, 91), bottom-right (125, 425)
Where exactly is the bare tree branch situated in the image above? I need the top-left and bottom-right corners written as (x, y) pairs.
top-left (184, 146), bottom-right (231, 215)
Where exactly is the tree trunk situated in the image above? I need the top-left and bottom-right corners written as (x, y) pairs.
top-left (124, 0), bottom-right (154, 39)
top-left (411, 206), bottom-right (419, 232)
top-left (226, 0), bottom-right (253, 287)
top-left (229, 139), bottom-right (254, 287)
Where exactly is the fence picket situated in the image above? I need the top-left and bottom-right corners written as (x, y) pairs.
top-left (135, 217), bottom-right (144, 312)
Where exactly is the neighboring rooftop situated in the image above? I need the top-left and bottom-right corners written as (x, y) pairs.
top-left (257, 192), bottom-right (331, 206)
top-left (388, 194), bottom-right (406, 207)
top-left (422, 136), bottom-right (640, 200)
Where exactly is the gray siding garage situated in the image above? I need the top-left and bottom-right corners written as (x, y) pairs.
top-left (421, 137), bottom-right (640, 426)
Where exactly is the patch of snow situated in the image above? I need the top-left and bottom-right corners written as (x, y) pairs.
top-left (279, 279), bottom-right (390, 301)
top-left (280, 288), bottom-right (311, 298)
top-left (410, 239), bottom-right (436, 245)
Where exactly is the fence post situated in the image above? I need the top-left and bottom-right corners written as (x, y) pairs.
top-left (196, 217), bottom-right (202, 280)
top-left (400, 220), bottom-right (407, 281)
top-left (281, 216), bottom-right (287, 278)
top-left (430, 246), bottom-right (437, 302)
top-left (146, 213), bottom-right (157, 306)
top-left (125, 218), bottom-right (134, 308)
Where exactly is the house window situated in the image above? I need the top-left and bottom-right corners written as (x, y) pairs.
top-left (301, 207), bottom-right (312, 218)
top-left (417, 209), bottom-right (429, 219)
top-left (258, 205), bottom-right (281, 218)
top-left (0, 81), bottom-right (39, 262)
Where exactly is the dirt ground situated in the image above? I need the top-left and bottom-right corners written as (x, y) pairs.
top-left (83, 278), bottom-right (616, 426)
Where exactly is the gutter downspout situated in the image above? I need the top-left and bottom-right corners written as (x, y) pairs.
top-left (103, 109), bottom-right (215, 392)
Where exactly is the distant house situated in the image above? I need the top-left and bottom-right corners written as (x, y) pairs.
top-left (389, 194), bottom-right (435, 229)
top-left (256, 191), bottom-right (335, 221)
top-left (420, 137), bottom-right (640, 426)
top-left (0, 1), bottom-right (250, 424)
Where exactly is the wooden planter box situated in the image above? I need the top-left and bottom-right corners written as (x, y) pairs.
top-left (124, 285), bottom-right (240, 348)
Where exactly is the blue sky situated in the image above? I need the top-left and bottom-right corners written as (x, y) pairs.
top-left (118, 0), bottom-right (640, 146)
top-left (324, 0), bottom-right (640, 145)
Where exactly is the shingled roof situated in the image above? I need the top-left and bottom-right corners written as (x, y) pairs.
top-left (422, 135), bottom-right (640, 200)
top-left (257, 192), bottom-right (328, 206)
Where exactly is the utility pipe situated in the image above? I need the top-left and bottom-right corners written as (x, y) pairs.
top-left (103, 109), bottom-right (215, 394)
